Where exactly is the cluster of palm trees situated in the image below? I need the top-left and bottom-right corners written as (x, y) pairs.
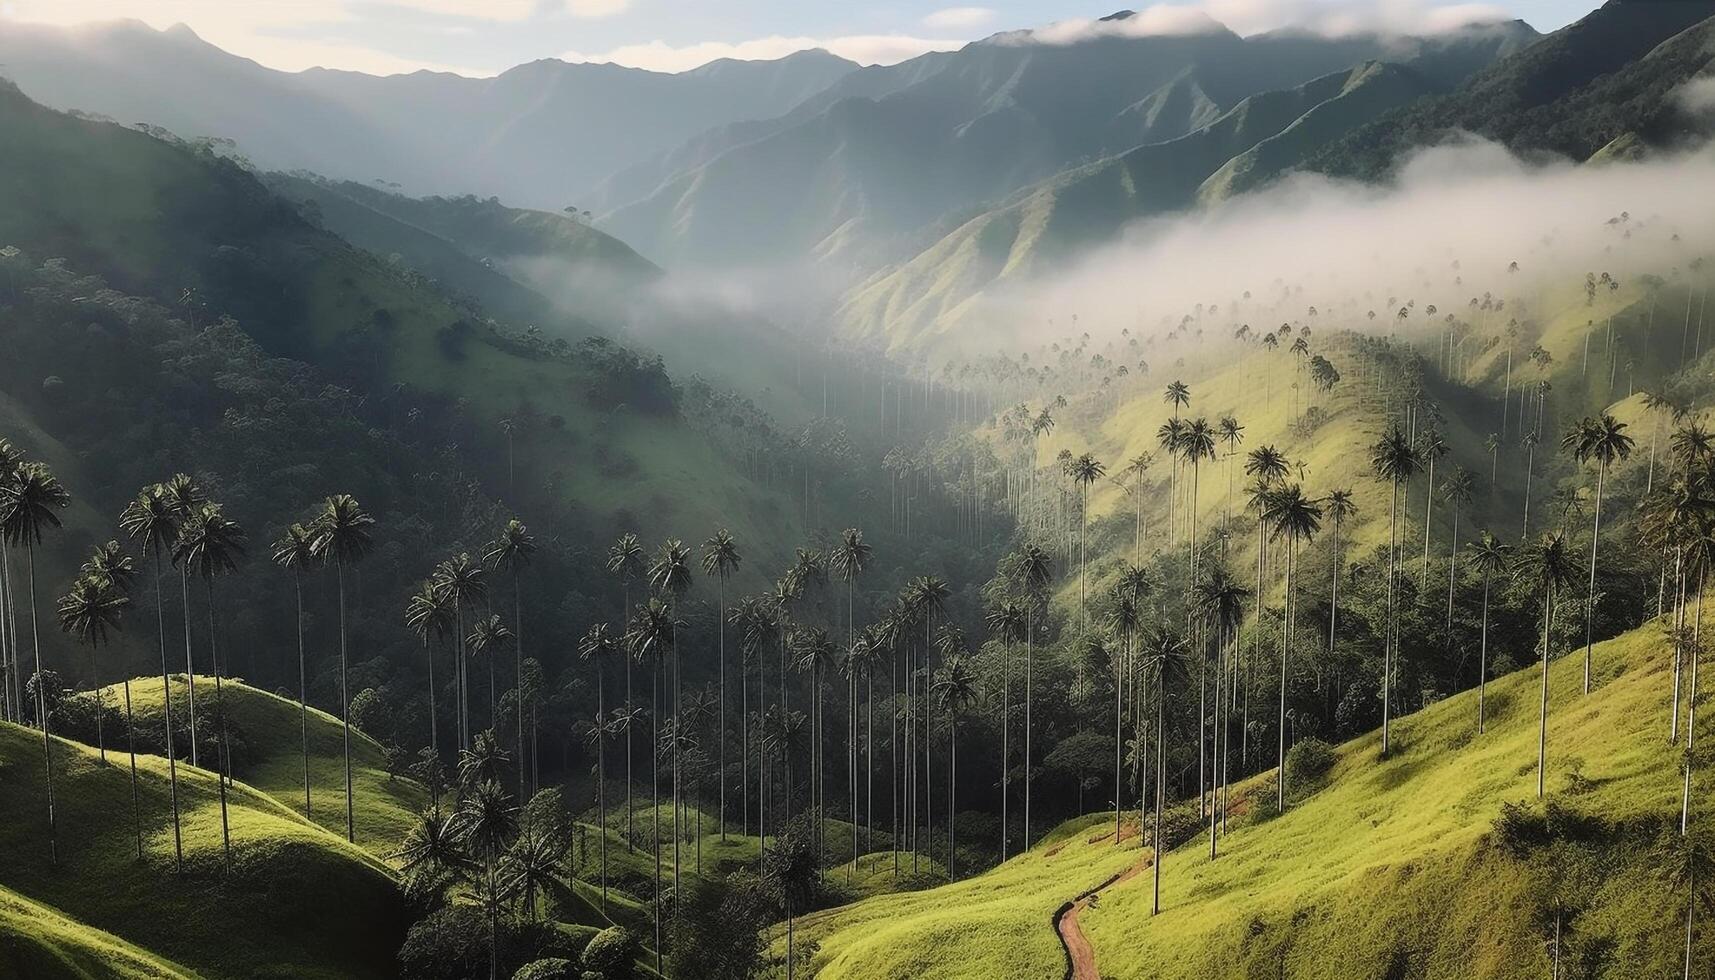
top-left (0, 440), bottom-right (383, 873)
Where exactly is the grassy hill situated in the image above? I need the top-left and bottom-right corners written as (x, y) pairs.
top-left (100, 675), bottom-right (427, 855)
top-left (0, 884), bottom-right (191, 980)
top-left (792, 612), bottom-right (1707, 978)
top-left (0, 720), bottom-right (408, 979)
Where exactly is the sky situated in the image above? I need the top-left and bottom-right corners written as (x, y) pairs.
top-left (0, 0), bottom-right (1604, 76)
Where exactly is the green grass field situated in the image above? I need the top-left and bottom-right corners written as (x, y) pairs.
top-left (792, 615), bottom-right (1707, 978)
top-left (101, 674), bottom-right (427, 855)
top-left (0, 718), bottom-right (408, 979)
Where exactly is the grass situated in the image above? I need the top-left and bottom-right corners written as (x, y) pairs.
top-left (786, 615), bottom-right (1707, 978)
top-left (100, 674), bottom-right (427, 855)
top-left (0, 718), bottom-right (408, 979)
top-left (0, 884), bottom-right (191, 980)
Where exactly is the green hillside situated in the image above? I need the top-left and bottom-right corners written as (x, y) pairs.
top-left (794, 615), bottom-right (1707, 978)
top-left (0, 721), bottom-right (408, 979)
top-left (0, 885), bottom-right (190, 980)
top-left (835, 61), bottom-right (1438, 351)
top-left (0, 78), bottom-right (801, 569)
top-left (100, 676), bottom-right (427, 855)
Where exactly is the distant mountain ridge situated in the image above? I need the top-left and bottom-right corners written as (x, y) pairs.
top-left (592, 19), bottom-right (1539, 269)
top-left (0, 19), bottom-right (859, 208)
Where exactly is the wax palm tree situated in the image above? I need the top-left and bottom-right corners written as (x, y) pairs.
top-left (1122, 453), bottom-right (1153, 558)
top-left (273, 523), bottom-right (320, 815)
top-left (765, 824), bottom-right (820, 980)
top-left (2, 461), bottom-right (69, 862)
top-left (1138, 624), bottom-right (1187, 915)
top-left (582, 709), bottom-right (611, 906)
top-left (506, 819), bottom-right (568, 924)
top-left (1106, 594), bottom-right (1138, 842)
top-left (1018, 544), bottom-right (1053, 848)
top-left (484, 519), bottom-right (535, 792)
top-left (933, 655), bottom-right (979, 879)
top-left (1418, 430), bottom-right (1449, 589)
top-left (119, 483), bottom-right (185, 868)
top-left (1324, 489), bottom-right (1356, 658)
top-left (793, 624), bottom-right (838, 866)
top-left (74, 542), bottom-right (134, 763)
top-left (1564, 414), bottom-right (1634, 693)
top-left (606, 532), bottom-right (645, 842)
top-left (467, 614), bottom-right (513, 736)
top-left (1218, 416), bottom-right (1245, 526)
top-left (702, 528), bottom-right (743, 838)
top-left (404, 578), bottom-right (455, 772)
top-left (1266, 485), bottom-right (1321, 809)
top-left (394, 804), bottom-right (465, 904)
top-left (1164, 380), bottom-right (1191, 418)
top-left (1515, 531), bottom-right (1578, 798)
top-left (434, 553), bottom-right (487, 752)
top-left (847, 626), bottom-right (884, 871)
top-left (1196, 563), bottom-right (1249, 850)
top-left (309, 493), bottom-right (375, 843)
top-left (160, 474), bottom-right (205, 768)
top-left (1467, 532), bottom-right (1513, 734)
top-left (57, 572), bottom-right (134, 854)
top-left (1370, 427), bottom-right (1421, 757)
top-left (905, 574), bottom-right (950, 858)
top-left (0, 439), bottom-right (18, 726)
top-left (985, 599), bottom-right (1027, 859)
top-left (828, 527), bottom-right (868, 857)
top-left (647, 539), bottom-right (693, 890)
top-left (454, 778), bottom-right (519, 980)
top-left (1158, 419), bottom-right (1188, 543)
top-left (1441, 468), bottom-right (1475, 634)
top-left (1668, 832), bottom-right (1715, 980)
top-left (1069, 454), bottom-right (1105, 632)
top-left (629, 595), bottom-right (679, 956)
top-left (175, 502), bottom-right (245, 870)
top-left (1182, 416), bottom-right (1218, 575)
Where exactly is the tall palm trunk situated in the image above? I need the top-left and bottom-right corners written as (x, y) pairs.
top-left (719, 578), bottom-right (728, 840)
top-left (1682, 578), bottom-right (1703, 834)
top-left (1383, 478), bottom-right (1399, 756)
top-left (1537, 581), bottom-right (1555, 799)
top-left (1582, 463), bottom-right (1605, 694)
top-left (153, 557), bottom-right (183, 868)
top-left (207, 578), bottom-right (231, 870)
top-left (27, 543), bottom-right (58, 865)
top-left (1114, 640), bottom-right (1123, 843)
top-left (1000, 638), bottom-right (1009, 861)
top-left (597, 659), bottom-right (608, 908)
top-left (121, 673), bottom-right (140, 860)
top-left (295, 569), bottom-right (311, 815)
top-left (513, 570), bottom-right (525, 794)
top-left (1025, 608), bottom-right (1034, 850)
top-left (1479, 570), bottom-right (1492, 734)
top-left (1278, 542), bottom-right (1294, 811)
top-left (1151, 677), bottom-right (1165, 915)
top-left (181, 565), bottom-right (198, 768)
top-left (337, 559), bottom-right (354, 843)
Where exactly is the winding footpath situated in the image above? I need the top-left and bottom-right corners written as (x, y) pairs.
top-left (1050, 827), bottom-right (1152, 980)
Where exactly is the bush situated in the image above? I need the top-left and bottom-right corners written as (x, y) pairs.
top-left (580, 927), bottom-right (638, 980)
top-left (399, 906), bottom-right (489, 980)
top-left (1283, 738), bottom-right (1337, 798)
top-left (515, 958), bottom-right (576, 980)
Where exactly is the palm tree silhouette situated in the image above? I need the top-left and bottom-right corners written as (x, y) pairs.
top-left (1017, 545), bottom-right (1052, 849)
top-left (985, 598), bottom-right (1027, 860)
top-left (434, 553), bottom-right (487, 753)
top-left (1138, 624), bottom-right (1186, 915)
top-left (175, 502), bottom-right (245, 869)
top-left (57, 569), bottom-right (133, 855)
top-left (701, 528), bottom-right (743, 839)
top-left (2, 460), bottom-right (70, 862)
top-left (119, 483), bottom-right (185, 869)
top-left (933, 655), bottom-right (978, 879)
top-left (1197, 563), bottom-right (1249, 848)
top-left (273, 523), bottom-right (320, 815)
top-left (630, 594), bottom-right (680, 962)
top-left (828, 526), bottom-right (869, 862)
top-left (579, 622), bottom-right (619, 907)
top-left (1370, 427), bottom-right (1421, 757)
top-left (1466, 532), bottom-right (1512, 734)
top-left (1564, 414), bottom-right (1634, 693)
top-left (606, 532), bottom-right (645, 845)
top-left (404, 577), bottom-right (455, 782)
top-left (453, 778), bottom-right (518, 980)
top-left (1515, 531), bottom-right (1577, 798)
top-left (1441, 468), bottom-right (1475, 635)
top-left (467, 614), bottom-right (513, 742)
top-left (484, 519), bottom-right (535, 792)
top-left (1069, 454), bottom-right (1106, 633)
top-left (310, 493), bottom-right (375, 843)
top-left (647, 539), bottom-right (693, 891)
top-left (1265, 485), bottom-right (1321, 809)
top-left (161, 474), bottom-right (206, 769)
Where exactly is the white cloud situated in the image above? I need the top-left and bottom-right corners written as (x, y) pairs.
top-left (922, 7), bottom-right (994, 30)
top-left (564, 0), bottom-right (630, 18)
top-left (1678, 75), bottom-right (1715, 115)
top-left (1003, 0), bottom-right (1510, 46)
top-left (563, 34), bottom-right (965, 72)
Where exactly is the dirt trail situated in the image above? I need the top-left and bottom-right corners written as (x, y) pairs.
top-left (1052, 854), bottom-right (1151, 980)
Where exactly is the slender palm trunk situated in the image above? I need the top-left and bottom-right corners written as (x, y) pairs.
top-left (1583, 465), bottom-right (1605, 694)
top-left (514, 572), bottom-right (525, 795)
top-left (1479, 573), bottom-right (1492, 734)
top-left (1537, 582), bottom-right (1554, 799)
top-left (1278, 543), bottom-right (1293, 811)
top-left (598, 660), bottom-right (608, 908)
top-left (1383, 479), bottom-right (1399, 756)
top-left (207, 579), bottom-right (231, 870)
top-left (27, 545), bottom-right (57, 864)
top-left (719, 578), bottom-right (728, 840)
top-left (181, 566), bottom-right (198, 768)
top-left (1682, 579), bottom-right (1703, 835)
top-left (1151, 677), bottom-right (1164, 916)
top-left (1114, 642), bottom-right (1123, 843)
top-left (338, 560), bottom-right (354, 843)
top-left (153, 557), bottom-right (183, 869)
top-left (295, 570), bottom-right (311, 815)
top-left (1025, 609), bottom-right (1034, 850)
top-left (121, 674), bottom-right (141, 859)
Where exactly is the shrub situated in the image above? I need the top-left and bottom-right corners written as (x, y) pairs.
top-left (580, 927), bottom-right (638, 980)
top-left (515, 958), bottom-right (576, 980)
top-left (1284, 738), bottom-right (1337, 798)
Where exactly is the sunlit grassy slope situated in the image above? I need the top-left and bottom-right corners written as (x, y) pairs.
top-left (0, 884), bottom-right (191, 980)
top-left (103, 675), bottom-right (426, 854)
top-left (0, 720), bottom-right (408, 979)
top-left (790, 617), bottom-right (1705, 978)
